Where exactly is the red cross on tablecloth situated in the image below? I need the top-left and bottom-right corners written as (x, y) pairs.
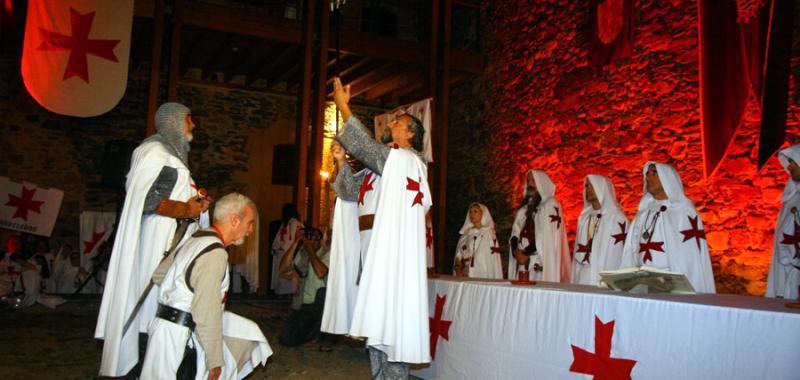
top-left (428, 294), bottom-right (452, 360)
top-left (570, 315), bottom-right (637, 379)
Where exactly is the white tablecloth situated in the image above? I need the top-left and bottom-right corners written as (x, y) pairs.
top-left (411, 276), bottom-right (800, 380)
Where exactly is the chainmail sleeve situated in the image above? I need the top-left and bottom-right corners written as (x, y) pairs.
top-left (336, 116), bottom-right (390, 175)
top-left (332, 167), bottom-right (362, 202)
top-left (143, 166), bottom-right (179, 214)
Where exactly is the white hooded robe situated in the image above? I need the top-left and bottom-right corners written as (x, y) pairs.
top-left (766, 144), bottom-right (800, 299)
top-left (453, 203), bottom-right (503, 279)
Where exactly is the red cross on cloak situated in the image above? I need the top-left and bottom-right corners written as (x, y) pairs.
top-left (577, 239), bottom-right (593, 264)
top-left (490, 237), bottom-right (501, 254)
top-left (5, 186), bottom-right (45, 221)
top-left (428, 294), bottom-right (452, 360)
top-left (406, 177), bottom-right (424, 207)
top-left (83, 231), bottom-right (106, 255)
top-left (638, 241), bottom-right (664, 263)
top-left (37, 8), bottom-right (121, 83)
top-left (611, 222), bottom-right (627, 245)
top-left (549, 206), bottom-right (562, 229)
top-left (358, 172), bottom-right (375, 206)
top-left (570, 315), bottom-right (637, 380)
top-left (679, 216), bottom-right (706, 250)
top-left (780, 221), bottom-right (800, 260)
top-left (278, 226), bottom-right (288, 244)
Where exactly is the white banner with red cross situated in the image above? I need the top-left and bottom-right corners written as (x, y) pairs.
top-left (21, 0), bottom-right (133, 117)
top-left (0, 177), bottom-right (63, 237)
top-left (413, 277), bottom-right (800, 379)
top-left (79, 211), bottom-right (116, 270)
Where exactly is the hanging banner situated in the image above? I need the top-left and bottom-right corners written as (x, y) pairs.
top-left (79, 211), bottom-right (116, 268)
top-left (0, 177), bottom-right (64, 237)
top-left (21, 0), bottom-right (133, 117)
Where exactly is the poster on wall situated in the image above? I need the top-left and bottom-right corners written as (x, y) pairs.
top-left (20, 0), bottom-right (133, 117)
top-left (0, 177), bottom-right (64, 237)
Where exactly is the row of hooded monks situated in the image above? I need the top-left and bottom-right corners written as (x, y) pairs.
top-left (451, 149), bottom-right (800, 299)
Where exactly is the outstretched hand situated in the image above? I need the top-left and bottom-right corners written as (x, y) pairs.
top-left (333, 77), bottom-right (353, 121)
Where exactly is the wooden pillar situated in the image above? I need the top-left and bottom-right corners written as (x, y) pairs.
top-left (309, 0), bottom-right (331, 227)
top-left (294, 0), bottom-right (317, 220)
top-left (167, 0), bottom-right (183, 102)
top-left (434, 0), bottom-right (452, 273)
top-left (146, 0), bottom-right (166, 136)
top-left (425, 0), bottom-right (440, 96)
top-left (426, 0), bottom-right (441, 271)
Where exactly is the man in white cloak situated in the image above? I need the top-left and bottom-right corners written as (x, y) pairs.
top-left (334, 77), bottom-right (431, 379)
top-left (95, 102), bottom-right (211, 377)
top-left (321, 142), bottom-right (366, 335)
top-left (508, 170), bottom-right (571, 282)
top-left (620, 162), bottom-right (716, 293)
top-left (767, 144), bottom-right (800, 299)
top-left (141, 193), bottom-right (271, 380)
top-left (454, 203), bottom-right (503, 279)
top-left (571, 175), bottom-right (629, 286)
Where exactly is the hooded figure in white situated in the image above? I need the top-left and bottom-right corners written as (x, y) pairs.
top-left (766, 144), bottom-right (800, 299)
top-left (571, 175), bottom-right (629, 286)
top-left (620, 162), bottom-right (716, 293)
top-left (454, 203), bottom-right (503, 279)
top-left (508, 170), bottom-right (571, 282)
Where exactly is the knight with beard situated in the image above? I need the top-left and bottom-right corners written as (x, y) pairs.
top-left (508, 170), bottom-right (571, 283)
top-left (96, 102), bottom-right (212, 377)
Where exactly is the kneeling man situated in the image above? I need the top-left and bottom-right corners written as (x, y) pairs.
top-left (142, 193), bottom-right (272, 379)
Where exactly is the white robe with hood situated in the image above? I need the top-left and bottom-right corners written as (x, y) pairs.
top-left (767, 145), bottom-right (800, 299)
top-left (508, 170), bottom-right (571, 282)
top-left (453, 203), bottom-right (503, 279)
top-left (349, 148), bottom-right (432, 364)
top-left (571, 175), bottom-right (629, 286)
top-left (620, 162), bottom-right (716, 293)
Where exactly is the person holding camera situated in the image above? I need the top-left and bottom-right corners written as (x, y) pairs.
top-left (278, 227), bottom-right (335, 351)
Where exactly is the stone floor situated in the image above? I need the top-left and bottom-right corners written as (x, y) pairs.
top-left (0, 296), bottom-right (375, 379)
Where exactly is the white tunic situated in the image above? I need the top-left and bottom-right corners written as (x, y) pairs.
top-left (141, 233), bottom-right (272, 380)
top-left (349, 148), bottom-right (432, 364)
top-left (357, 169), bottom-right (381, 265)
top-left (620, 162), bottom-right (716, 293)
top-left (271, 217), bottom-right (303, 295)
top-left (508, 170), bottom-right (571, 282)
top-left (321, 198), bottom-right (362, 334)
top-left (767, 145), bottom-right (800, 299)
top-left (95, 140), bottom-right (203, 377)
top-left (571, 175), bottom-right (629, 286)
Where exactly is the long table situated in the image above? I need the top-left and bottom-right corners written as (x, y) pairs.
top-left (411, 276), bottom-right (800, 380)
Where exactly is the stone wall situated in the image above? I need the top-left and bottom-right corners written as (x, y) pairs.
top-left (442, 0), bottom-right (800, 295)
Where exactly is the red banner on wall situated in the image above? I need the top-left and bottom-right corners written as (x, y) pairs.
top-left (20, 0), bottom-right (133, 117)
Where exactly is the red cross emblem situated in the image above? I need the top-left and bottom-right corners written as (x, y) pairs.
top-left (37, 8), bottom-right (121, 83)
top-left (5, 186), bottom-right (45, 221)
top-left (358, 172), bottom-right (375, 206)
top-left (278, 226), bottom-right (288, 244)
top-left (570, 315), bottom-right (637, 379)
top-left (611, 222), bottom-right (627, 245)
top-left (82, 230), bottom-right (106, 255)
top-left (549, 206), bottom-right (562, 229)
top-left (679, 216), bottom-right (706, 250)
top-left (780, 222), bottom-right (800, 259)
top-left (429, 294), bottom-right (452, 360)
top-left (491, 237), bottom-right (501, 254)
top-left (577, 240), bottom-right (593, 264)
top-left (639, 241), bottom-right (664, 263)
top-left (406, 177), bottom-right (424, 207)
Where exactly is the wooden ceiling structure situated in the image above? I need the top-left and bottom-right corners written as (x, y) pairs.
top-left (134, 0), bottom-right (482, 270)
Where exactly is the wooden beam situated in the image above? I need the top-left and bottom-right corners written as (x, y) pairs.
top-left (326, 56), bottom-right (374, 85)
top-left (294, 0), bottom-right (316, 217)
top-left (250, 45), bottom-right (297, 86)
top-left (330, 62), bottom-right (396, 98)
top-left (134, 0), bottom-right (482, 75)
top-left (309, 0), bottom-right (331, 226)
top-left (364, 68), bottom-right (423, 101)
top-left (434, 0), bottom-right (452, 274)
top-left (167, 0), bottom-right (183, 101)
top-left (145, 0), bottom-right (165, 136)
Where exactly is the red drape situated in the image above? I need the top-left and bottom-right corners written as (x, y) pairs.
top-left (588, 0), bottom-right (633, 66)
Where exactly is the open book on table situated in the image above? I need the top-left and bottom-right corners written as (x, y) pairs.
top-left (599, 266), bottom-right (696, 294)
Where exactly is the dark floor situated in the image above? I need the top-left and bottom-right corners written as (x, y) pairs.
top-left (0, 295), bottom-right (373, 379)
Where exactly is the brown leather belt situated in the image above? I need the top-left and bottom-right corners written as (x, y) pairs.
top-left (359, 214), bottom-right (374, 231)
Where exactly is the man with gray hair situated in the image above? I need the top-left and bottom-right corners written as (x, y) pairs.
top-left (142, 193), bottom-right (272, 380)
top-left (96, 102), bottom-right (212, 377)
